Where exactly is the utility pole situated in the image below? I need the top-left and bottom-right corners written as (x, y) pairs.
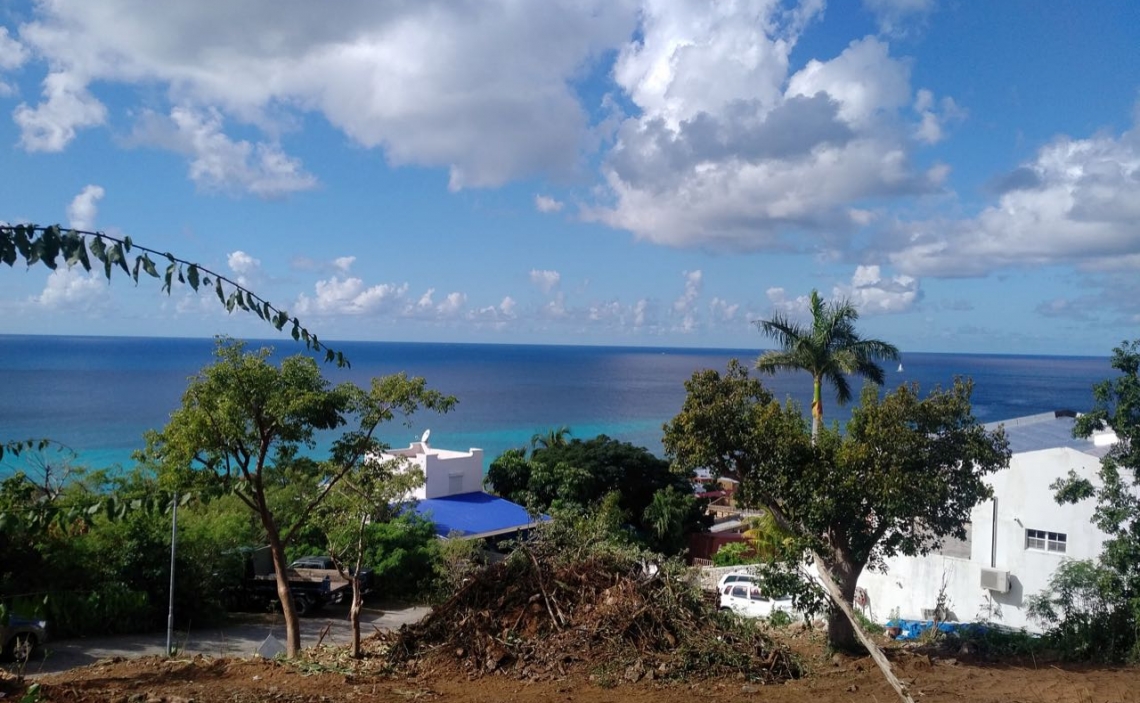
top-left (166, 492), bottom-right (178, 656)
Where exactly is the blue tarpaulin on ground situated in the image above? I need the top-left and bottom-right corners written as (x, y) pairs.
top-left (886, 619), bottom-right (989, 641)
top-left (414, 491), bottom-right (545, 538)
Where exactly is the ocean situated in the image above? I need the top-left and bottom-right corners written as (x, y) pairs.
top-left (0, 335), bottom-right (1114, 476)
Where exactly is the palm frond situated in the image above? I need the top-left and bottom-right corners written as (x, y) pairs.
top-left (827, 369), bottom-right (854, 405)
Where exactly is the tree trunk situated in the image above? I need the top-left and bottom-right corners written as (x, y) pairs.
top-left (811, 376), bottom-right (823, 443)
top-left (815, 553), bottom-right (915, 703)
top-left (265, 525), bottom-right (302, 657)
top-left (824, 558), bottom-right (860, 652)
top-left (350, 576), bottom-right (363, 659)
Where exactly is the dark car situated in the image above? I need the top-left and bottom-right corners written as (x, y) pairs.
top-left (1, 615), bottom-right (47, 661)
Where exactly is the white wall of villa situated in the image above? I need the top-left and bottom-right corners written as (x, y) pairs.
top-left (379, 440), bottom-right (484, 500)
top-left (857, 412), bottom-right (1116, 633)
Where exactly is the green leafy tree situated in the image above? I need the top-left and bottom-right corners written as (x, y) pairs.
top-left (485, 435), bottom-right (710, 554)
top-left (664, 361), bottom-right (1009, 652)
top-left (483, 447), bottom-right (532, 505)
top-left (755, 289), bottom-right (900, 441)
top-left (1040, 340), bottom-right (1140, 661)
top-left (363, 513), bottom-right (440, 596)
top-left (143, 338), bottom-right (454, 657)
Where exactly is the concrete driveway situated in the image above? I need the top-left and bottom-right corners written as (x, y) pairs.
top-left (14, 602), bottom-right (431, 677)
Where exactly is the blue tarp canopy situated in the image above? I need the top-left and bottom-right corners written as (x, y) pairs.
top-left (413, 491), bottom-right (545, 538)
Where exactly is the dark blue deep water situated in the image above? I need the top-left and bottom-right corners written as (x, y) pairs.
top-left (0, 335), bottom-right (1114, 475)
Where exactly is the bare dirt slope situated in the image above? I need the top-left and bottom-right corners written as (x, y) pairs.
top-left (7, 637), bottom-right (1138, 703)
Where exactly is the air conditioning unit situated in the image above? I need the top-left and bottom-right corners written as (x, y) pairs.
top-left (980, 567), bottom-right (1010, 593)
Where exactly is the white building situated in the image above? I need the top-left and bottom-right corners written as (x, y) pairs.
top-left (857, 411), bottom-right (1117, 632)
top-left (380, 439), bottom-right (485, 500)
top-left (379, 437), bottom-right (544, 540)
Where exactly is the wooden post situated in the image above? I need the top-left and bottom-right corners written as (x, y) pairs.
top-left (812, 552), bottom-right (916, 703)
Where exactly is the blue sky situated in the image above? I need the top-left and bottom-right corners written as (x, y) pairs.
top-left (1, 0), bottom-right (1138, 356)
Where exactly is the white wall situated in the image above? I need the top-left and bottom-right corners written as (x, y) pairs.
top-left (858, 447), bottom-right (1106, 632)
top-left (381, 442), bottom-right (485, 499)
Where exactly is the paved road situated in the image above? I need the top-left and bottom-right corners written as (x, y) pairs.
top-left (14, 603), bottom-right (431, 677)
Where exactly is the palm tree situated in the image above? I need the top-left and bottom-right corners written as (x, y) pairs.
top-left (530, 425), bottom-right (572, 452)
top-left (755, 289), bottom-right (899, 442)
top-left (742, 511), bottom-right (794, 561)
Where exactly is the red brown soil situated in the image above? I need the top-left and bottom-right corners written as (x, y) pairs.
top-left (8, 635), bottom-right (1139, 703)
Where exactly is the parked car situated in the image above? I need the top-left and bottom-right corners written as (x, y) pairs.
top-left (1, 615), bottom-right (47, 661)
top-left (718, 581), bottom-right (795, 619)
top-left (715, 571), bottom-right (757, 592)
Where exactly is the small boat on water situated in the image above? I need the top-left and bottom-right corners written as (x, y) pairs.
top-left (897, 363), bottom-right (904, 372)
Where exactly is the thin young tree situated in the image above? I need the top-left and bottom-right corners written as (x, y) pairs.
top-left (315, 454), bottom-right (425, 659)
top-left (755, 289), bottom-right (899, 441)
top-left (144, 338), bottom-right (454, 657)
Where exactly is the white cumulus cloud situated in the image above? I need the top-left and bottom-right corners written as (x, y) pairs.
top-left (13, 1), bottom-right (637, 189)
top-left (530, 269), bottom-right (561, 294)
top-left (227, 250), bottom-right (260, 273)
top-left (129, 107), bottom-right (317, 197)
top-left (534, 195), bottom-right (564, 213)
top-left (672, 269), bottom-right (702, 332)
top-left (14, 71), bottom-right (107, 152)
top-left (0, 27), bottom-right (30, 97)
top-left (67, 185), bottom-right (105, 230)
top-left (833, 264), bottom-right (920, 314)
top-left (32, 268), bottom-right (110, 312)
top-left (296, 277), bottom-right (410, 316)
top-left (885, 112), bottom-right (1140, 277)
top-left (593, 5), bottom-right (940, 252)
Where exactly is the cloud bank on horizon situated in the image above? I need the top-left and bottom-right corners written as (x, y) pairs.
top-left (1, 0), bottom-right (1137, 355)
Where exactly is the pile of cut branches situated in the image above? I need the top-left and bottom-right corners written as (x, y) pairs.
top-left (373, 525), bottom-right (801, 684)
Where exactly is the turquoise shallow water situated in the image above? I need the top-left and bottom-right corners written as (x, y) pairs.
top-left (0, 335), bottom-right (1113, 476)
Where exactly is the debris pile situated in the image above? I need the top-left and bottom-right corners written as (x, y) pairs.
top-left (374, 543), bottom-right (801, 684)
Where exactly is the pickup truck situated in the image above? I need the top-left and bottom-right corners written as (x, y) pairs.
top-left (234, 551), bottom-right (373, 615)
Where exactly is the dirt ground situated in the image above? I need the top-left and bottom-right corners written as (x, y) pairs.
top-left (6, 633), bottom-right (1138, 703)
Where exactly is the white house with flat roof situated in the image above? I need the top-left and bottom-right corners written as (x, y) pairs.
top-left (856, 410), bottom-right (1118, 632)
top-left (380, 438), bottom-right (484, 500)
top-left (379, 436), bottom-right (545, 540)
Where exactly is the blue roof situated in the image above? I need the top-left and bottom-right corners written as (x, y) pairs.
top-left (983, 411), bottom-right (1111, 458)
top-left (413, 491), bottom-right (545, 538)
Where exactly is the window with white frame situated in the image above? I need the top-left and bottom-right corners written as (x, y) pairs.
top-left (1025, 528), bottom-right (1067, 553)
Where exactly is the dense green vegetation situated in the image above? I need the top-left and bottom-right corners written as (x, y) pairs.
top-left (0, 460), bottom-right (446, 641)
top-left (484, 433), bottom-right (711, 555)
top-left (1030, 339), bottom-right (1140, 662)
top-left (665, 361), bottom-right (1010, 651)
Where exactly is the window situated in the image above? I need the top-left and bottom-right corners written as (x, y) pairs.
top-left (1026, 529), bottom-right (1066, 553)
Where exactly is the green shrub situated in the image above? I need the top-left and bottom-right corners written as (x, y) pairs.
top-left (854, 610), bottom-right (884, 636)
top-left (364, 514), bottom-right (441, 600)
top-left (1027, 559), bottom-right (1137, 662)
top-left (712, 541), bottom-right (753, 566)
